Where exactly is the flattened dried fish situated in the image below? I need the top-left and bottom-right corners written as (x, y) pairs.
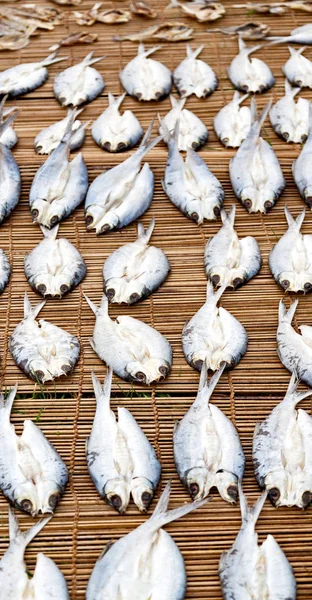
top-left (207, 21), bottom-right (270, 40)
top-left (293, 109), bottom-right (312, 206)
top-left (52, 0), bottom-right (81, 4)
top-left (120, 43), bottom-right (172, 100)
top-left (0, 110), bottom-right (21, 225)
top-left (130, 0), bottom-right (158, 18)
top-left (277, 298), bottom-right (312, 387)
top-left (113, 21), bottom-right (193, 42)
top-left (228, 37), bottom-right (275, 93)
top-left (233, 2), bottom-right (287, 13)
top-left (167, 0), bottom-right (225, 22)
top-left (92, 92), bottom-right (143, 152)
top-left (53, 51), bottom-right (105, 107)
top-left (269, 79), bottom-right (310, 143)
top-left (49, 31), bottom-right (98, 52)
top-left (173, 44), bottom-right (218, 97)
top-left (34, 107), bottom-right (86, 154)
top-left (283, 47), bottom-right (312, 88)
top-left (214, 91), bottom-right (252, 147)
top-left (268, 23), bottom-right (312, 45)
top-left (0, 24), bottom-right (36, 51)
top-left (74, 3), bottom-right (131, 25)
top-left (159, 95), bottom-right (208, 151)
top-left (0, 95), bottom-right (18, 148)
top-left (0, 51), bottom-right (66, 97)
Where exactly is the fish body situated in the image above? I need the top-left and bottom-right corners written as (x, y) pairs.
top-left (24, 224), bottom-right (87, 297)
top-left (167, 0), bottom-right (226, 22)
top-left (182, 282), bottom-right (248, 372)
top-left (103, 218), bottom-right (170, 304)
top-left (159, 95), bottom-right (208, 151)
top-left (283, 46), bottom-right (312, 88)
top-left (87, 369), bottom-right (161, 513)
top-left (174, 364), bottom-right (245, 503)
top-left (268, 22), bottom-right (312, 44)
top-left (228, 37), bottom-right (275, 93)
top-left (269, 79), bottom-right (310, 142)
top-left (0, 247), bottom-right (10, 294)
top-left (0, 98), bottom-right (18, 148)
top-left (292, 108), bottom-right (312, 207)
top-left (53, 51), bottom-right (105, 106)
top-left (173, 44), bottom-right (217, 97)
top-left (120, 43), bottom-right (172, 101)
top-left (34, 108), bottom-right (86, 154)
top-left (205, 205), bottom-right (261, 288)
top-left (92, 92), bottom-right (143, 152)
top-left (208, 21), bottom-right (270, 40)
top-left (85, 293), bottom-right (172, 385)
top-left (214, 91), bottom-right (252, 147)
top-left (277, 298), bottom-right (312, 387)
top-left (0, 111), bottom-right (21, 225)
top-left (9, 294), bottom-right (80, 383)
top-left (0, 51), bottom-right (66, 97)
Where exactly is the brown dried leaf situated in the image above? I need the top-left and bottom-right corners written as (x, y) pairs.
top-left (130, 0), bottom-right (158, 18)
top-left (114, 21), bottom-right (193, 42)
top-left (207, 21), bottom-right (270, 39)
top-left (49, 31), bottom-right (98, 51)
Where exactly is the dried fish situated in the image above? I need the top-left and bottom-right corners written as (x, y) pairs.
top-left (159, 95), bottom-right (208, 151)
top-left (0, 4), bottom-right (63, 31)
top-left (113, 21), bottom-right (193, 43)
top-left (166, 0), bottom-right (225, 22)
top-left (207, 21), bottom-right (270, 40)
top-left (49, 31), bottom-right (98, 52)
top-left (53, 52), bottom-right (105, 107)
top-left (233, 2), bottom-right (287, 13)
top-left (173, 44), bottom-right (218, 98)
top-left (130, 0), bottom-right (158, 18)
top-left (52, 0), bottom-right (81, 4)
top-left (0, 51), bottom-right (67, 97)
top-left (120, 44), bottom-right (172, 101)
top-left (228, 37), bottom-right (275, 93)
top-left (74, 3), bottom-right (131, 26)
top-left (268, 23), bottom-right (312, 45)
top-left (0, 24), bottom-right (36, 51)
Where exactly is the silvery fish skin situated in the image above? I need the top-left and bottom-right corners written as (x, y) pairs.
top-left (0, 384), bottom-right (68, 516)
top-left (0, 247), bottom-right (10, 294)
top-left (228, 37), bottom-right (275, 93)
top-left (0, 97), bottom-right (18, 149)
top-left (182, 282), bottom-right (248, 372)
top-left (120, 42), bottom-right (172, 101)
top-left (0, 509), bottom-right (69, 600)
top-left (268, 23), bottom-right (312, 45)
top-left (269, 207), bottom-right (312, 292)
top-left (24, 224), bottom-right (87, 298)
top-left (173, 44), bottom-right (218, 98)
top-left (85, 122), bottom-right (159, 234)
top-left (87, 369), bottom-right (161, 514)
top-left (34, 107), bottom-right (87, 154)
top-left (9, 293), bottom-right (80, 383)
top-left (53, 51), bottom-right (105, 107)
top-left (230, 101), bottom-right (286, 213)
top-left (277, 298), bottom-right (312, 387)
top-left (283, 46), bottom-right (312, 88)
top-left (174, 364), bottom-right (245, 503)
top-left (205, 205), bottom-right (261, 289)
top-left (219, 487), bottom-right (296, 600)
top-left (92, 92), bottom-right (143, 152)
top-left (0, 111), bottom-right (21, 225)
top-left (30, 111), bottom-right (88, 229)
top-left (269, 79), bottom-right (310, 142)
top-left (214, 91), bottom-right (252, 148)
top-left (293, 109), bottom-right (312, 207)
top-left (159, 94), bottom-right (208, 151)
top-left (103, 218), bottom-right (170, 304)
top-left (85, 293), bottom-right (172, 385)
top-left (253, 372), bottom-right (312, 509)
top-left (0, 51), bottom-right (67, 98)
top-left (86, 481), bottom-right (207, 600)
top-left (162, 119), bottom-right (224, 223)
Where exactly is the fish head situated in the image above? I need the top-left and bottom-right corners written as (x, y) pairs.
top-left (30, 199), bottom-right (62, 229)
top-left (240, 187), bottom-right (276, 214)
top-left (290, 471), bottom-right (312, 509)
top-left (215, 470), bottom-right (239, 504)
top-left (127, 358), bottom-right (171, 385)
top-left (104, 278), bottom-right (146, 304)
top-left (276, 269), bottom-right (312, 293)
top-left (185, 466), bottom-right (209, 500)
top-left (265, 471), bottom-right (288, 507)
top-left (131, 477), bottom-right (155, 512)
top-left (35, 480), bottom-right (62, 514)
top-left (104, 478), bottom-right (130, 514)
top-left (13, 482), bottom-right (40, 517)
top-left (85, 205), bottom-right (119, 235)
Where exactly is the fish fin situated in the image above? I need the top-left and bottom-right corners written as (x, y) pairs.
top-left (284, 79), bottom-right (300, 98)
top-left (99, 540), bottom-right (114, 559)
top-left (221, 204), bottom-right (236, 227)
top-left (8, 507), bottom-right (51, 548)
top-left (152, 481), bottom-right (208, 528)
top-left (279, 298), bottom-right (298, 324)
top-left (239, 36), bottom-right (262, 56)
top-left (138, 42), bottom-right (162, 58)
top-left (89, 337), bottom-right (96, 352)
top-left (295, 208), bottom-right (306, 230)
top-left (235, 90), bottom-right (249, 105)
top-left (91, 371), bottom-right (104, 402)
top-left (152, 480), bottom-right (171, 516)
top-left (100, 293), bottom-right (109, 314)
top-left (39, 224), bottom-right (59, 239)
top-left (266, 36), bottom-right (292, 46)
top-left (140, 117), bottom-right (155, 148)
top-left (169, 94), bottom-right (186, 111)
top-left (137, 217), bottom-right (155, 244)
top-left (165, 0), bottom-right (180, 9)
top-left (186, 44), bottom-right (204, 59)
top-left (250, 97), bottom-right (258, 123)
top-left (61, 107), bottom-right (83, 144)
top-left (257, 100), bottom-right (272, 129)
top-left (173, 419), bottom-right (180, 434)
top-left (24, 293), bottom-right (45, 320)
top-left (83, 51), bottom-right (106, 66)
top-left (198, 362), bottom-right (208, 392)
top-left (206, 364), bottom-right (226, 399)
top-left (286, 370), bottom-right (312, 403)
top-left (83, 293), bottom-right (98, 315)
top-left (253, 421), bottom-right (261, 439)
top-left (206, 280), bottom-right (226, 304)
top-left (239, 482), bottom-right (267, 525)
top-left (109, 92), bottom-right (126, 109)
top-left (0, 109), bottom-right (19, 138)
top-left (0, 384), bottom-right (18, 419)
top-left (41, 51), bottom-right (68, 67)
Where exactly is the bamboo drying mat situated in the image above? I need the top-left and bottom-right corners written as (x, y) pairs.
top-left (1, 0), bottom-right (312, 597)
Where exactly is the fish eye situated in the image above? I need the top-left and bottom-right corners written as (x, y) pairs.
top-left (282, 132), bottom-right (289, 141)
top-left (34, 370), bottom-right (45, 382)
top-left (191, 141), bottom-right (199, 150)
top-left (21, 499), bottom-right (33, 514)
top-left (100, 224), bottom-right (111, 233)
top-left (60, 284), bottom-right (69, 295)
top-left (102, 142), bottom-right (111, 152)
top-left (259, 85), bottom-right (267, 93)
top-left (117, 142), bottom-right (126, 151)
top-left (305, 196), bottom-right (312, 209)
top-left (31, 209), bottom-right (39, 220)
top-left (110, 494), bottom-right (122, 511)
top-left (106, 288), bottom-right (115, 301)
top-left (268, 487), bottom-right (280, 505)
top-left (213, 206), bottom-right (220, 217)
top-left (281, 279), bottom-right (290, 290)
top-left (129, 292), bottom-right (140, 304)
top-left (141, 491), bottom-right (152, 509)
top-left (301, 134), bottom-right (308, 143)
top-left (190, 211), bottom-right (199, 223)
top-left (211, 274), bottom-right (220, 286)
top-left (36, 283), bottom-right (46, 295)
top-left (193, 359), bottom-right (203, 371)
top-left (50, 215), bottom-right (58, 228)
top-left (86, 215), bottom-right (94, 227)
top-left (61, 364), bottom-right (72, 375)
top-left (241, 85), bottom-right (249, 93)
top-left (304, 282), bottom-right (312, 292)
top-left (243, 199), bottom-right (252, 210)
top-left (302, 491), bottom-right (312, 508)
top-left (159, 365), bottom-right (169, 379)
top-left (222, 137), bottom-right (229, 145)
top-left (295, 80), bottom-right (302, 87)
top-left (49, 493), bottom-right (60, 510)
top-left (135, 371), bottom-right (146, 383)
top-left (227, 485), bottom-right (238, 502)
top-left (189, 482), bottom-right (199, 498)
top-left (264, 200), bottom-right (273, 212)
top-left (233, 277), bottom-right (244, 289)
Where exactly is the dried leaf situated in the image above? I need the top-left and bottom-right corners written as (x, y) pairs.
top-left (74, 3), bottom-right (131, 25)
top-left (207, 21), bottom-right (270, 39)
top-left (166, 0), bottom-right (225, 22)
top-left (113, 21), bottom-right (193, 42)
top-left (49, 31), bottom-right (98, 51)
top-left (130, 0), bottom-right (158, 18)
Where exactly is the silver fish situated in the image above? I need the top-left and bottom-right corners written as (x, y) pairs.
top-left (269, 79), bottom-right (310, 143)
top-left (253, 372), bottom-right (312, 509)
top-left (24, 224), bottom-right (87, 297)
top-left (268, 22), bottom-right (312, 45)
top-left (174, 364), bottom-right (245, 503)
top-left (228, 37), bottom-right (275, 93)
top-left (182, 282), bottom-right (248, 372)
top-left (269, 207), bottom-right (312, 292)
top-left (293, 108), bottom-right (312, 207)
top-left (85, 122), bottom-right (159, 235)
top-left (53, 51), bottom-right (105, 107)
top-left (84, 293), bottom-right (172, 385)
top-left (91, 92), bottom-right (143, 152)
top-left (230, 101), bottom-right (286, 213)
top-left (173, 44), bottom-right (218, 98)
top-left (161, 119), bottom-right (224, 223)
top-left (283, 46), bottom-right (312, 88)
top-left (0, 96), bottom-right (18, 149)
top-left (103, 218), bottom-right (170, 304)
top-left (219, 487), bottom-right (296, 600)
top-left (0, 384), bottom-right (68, 515)
top-left (34, 107), bottom-right (87, 154)
top-left (214, 91), bottom-right (252, 148)
top-left (30, 110), bottom-right (88, 229)
top-left (0, 110), bottom-right (21, 225)
top-left (120, 42), bottom-right (172, 101)
top-left (86, 481), bottom-right (206, 600)
top-left (0, 247), bottom-right (10, 294)
top-left (277, 298), bottom-right (312, 388)
top-left (0, 51), bottom-right (66, 97)
top-left (9, 293), bottom-right (80, 383)
top-left (0, 509), bottom-right (69, 600)
top-left (205, 205), bottom-right (261, 289)
top-left (159, 94), bottom-right (208, 151)
top-left (87, 369), bottom-right (161, 513)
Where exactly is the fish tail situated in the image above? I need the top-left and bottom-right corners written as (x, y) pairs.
top-left (139, 120), bottom-right (162, 157)
top-left (0, 107), bottom-right (19, 138)
top-left (266, 36), bottom-right (291, 46)
top-left (83, 292), bottom-right (98, 315)
top-left (284, 79), bottom-right (300, 98)
top-left (257, 100), bottom-right (273, 129)
top-left (284, 205), bottom-right (305, 230)
top-left (206, 280), bottom-right (226, 304)
top-left (61, 106), bottom-right (83, 144)
top-left (198, 362), bottom-right (208, 392)
top-left (24, 293), bottom-right (45, 320)
top-left (83, 52), bottom-right (106, 66)
top-left (286, 371), bottom-right (312, 403)
top-left (8, 507), bottom-right (51, 547)
top-left (41, 51), bottom-right (68, 67)
top-left (239, 482), bottom-right (267, 525)
top-left (288, 45), bottom-right (306, 57)
top-left (39, 224), bottom-right (59, 239)
top-left (158, 114), bottom-right (176, 144)
top-left (221, 204), bottom-right (236, 227)
top-left (91, 367), bottom-right (113, 405)
top-left (137, 217), bottom-right (155, 244)
top-left (0, 383), bottom-right (18, 419)
top-left (278, 298), bottom-right (298, 324)
top-left (169, 94), bottom-right (186, 110)
top-left (164, 0), bottom-right (180, 10)
top-left (235, 90), bottom-right (249, 104)
top-left (108, 92), bottom-right (126, 108)
top-left (186, 44), bottom-right (204, 59)
top-left (152, 481), bottom-right (208, 529)
top-left (250, 97), bottom-right (258, 123)
top-left (138, 42), bottom-right (162, 58)
top-left (206, 364), bottom-right (226, 399)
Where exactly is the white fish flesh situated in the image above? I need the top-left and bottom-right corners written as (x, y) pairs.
top-left (283, 46), bottom-right (312, 88)
top-left (92, 92), bottom-right (143, 152)
top-left (30, 110), bottom-right (88, 228)
top-left (103, 218), bottom-right (170, 304)
top-left (9, 293), bottom-right (80, 383)
top-left (173, 44), bottom-right (218, 98)
top-left (214, 91), bottom-right (252, 147)
top-left (34, 107), bottom-right (87, 154)
top-left (24, 224), bottom-right (87, 297)
top-left (253, 372), bottom-right (312, 508)
top-left (159, 95), bottom-right (208, 151)
top-left (205, 205), bottom-right (261, 289)
top-left (268, 22), bottom-right (312, 45)
top-left (228, 37), bottom-right (275, 93)
top-left (293, 109), bottom-right (312, 207)
top-left (0, 384), bottom-right (68, 515)
top-left (230, 101), bottom-right (286, 213)
top-left (85, 122), bottom-right (159, 234)
top-left (53, 51), bottom-right (105, 107)
top-left (0, 509), bottom-right (69, 600)
top-left (87, 369), bottom-right (161, 513)
top-left (269, 79), bottom-right (310, 142)
top-left (0, 110), bottom-right (20, 225)
top-left (182, 282), bottom-right (248, 372)
top-left (161, 119), bottom-right (224, 223)
top-left (174, 364), bottom-right (245, 503)
top-left (120, 42), bottom-right (172, 101)
top-left (269, 207), bottom-right (312, 292)
top-left (219, 486), bottom-right (296, 599)
top-left (0, 51), bottom-right (66, 98)
top-left (84, 293), bottom-right (172, 385)
top-left (277, 298), bottom-right (312, 387)
top-left (0, 247), bottom-right (10, 294)
top-left (86, 481), bottom-right (206, 600)
top-left (0, 96), bottom-right (18, 149)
